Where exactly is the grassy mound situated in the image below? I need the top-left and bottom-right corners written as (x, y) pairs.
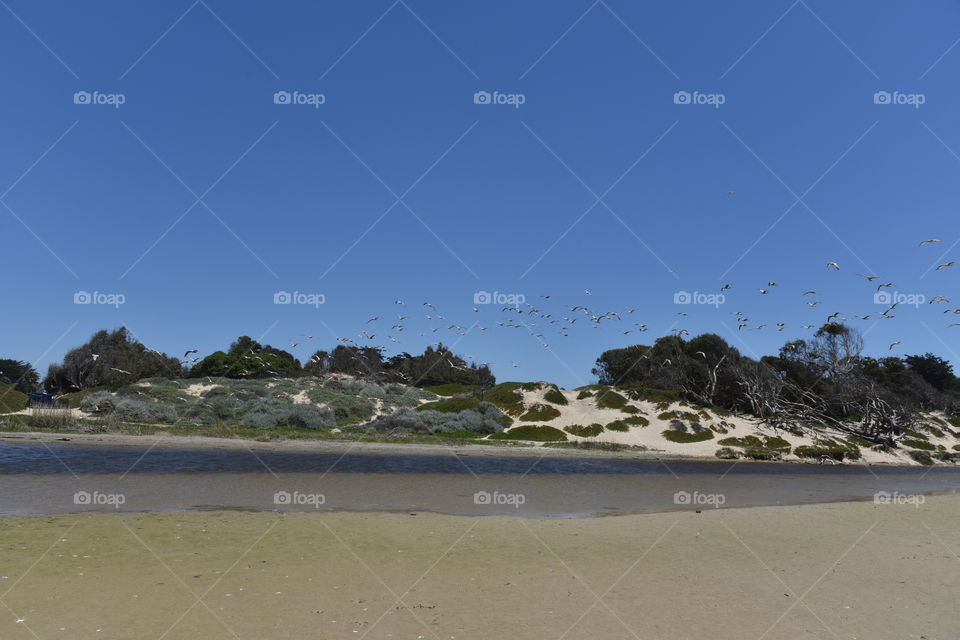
top-left (489, 425), bottom-right (567, 442)
top-left (661, 429), bottom-right (714, 443)
top-left (0, 385), bottom-right (28, 413)
top-left (794, 438), bottom-right (861, 462)
top-left (543, 387), bottom-right (568, 405)
top-left (519, 403), bottom-right (561, 422)
top-left (564, 423), bottom-right (604, 437)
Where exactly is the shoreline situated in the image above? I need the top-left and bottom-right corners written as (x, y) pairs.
top-left (0, 429), bottom-right (930, 467)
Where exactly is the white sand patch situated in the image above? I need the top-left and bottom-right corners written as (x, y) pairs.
top-left (183, 383), bottom-right (219, 397)
top-left (497, 384), bottom-right (952, 466)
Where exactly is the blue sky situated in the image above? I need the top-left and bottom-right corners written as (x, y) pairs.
top-left (2, 0), bottom-right (959, 387)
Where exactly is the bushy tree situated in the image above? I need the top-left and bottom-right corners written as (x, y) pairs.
top-left (0, 358), bottom-right (39, 394)
top-left (44, 328), bottom-right (182, 393)
top-left (304, 343), bottom-right (494, 388)
top-left (190, 336), bottom-right (301, 378)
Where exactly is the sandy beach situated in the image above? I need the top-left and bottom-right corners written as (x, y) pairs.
top-left (2, 495), bottom-right (958, 639)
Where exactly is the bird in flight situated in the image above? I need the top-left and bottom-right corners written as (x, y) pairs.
top-left (889, 340), bottom-right (902, 350)
top-left (826, 262), bottom-right (841, 270)
top-left (919, 239), bottom-right (942, 246)
top-left (936, 261), bottom-right (956, 270)
top-left (855, 273), bottom-right (879, 282)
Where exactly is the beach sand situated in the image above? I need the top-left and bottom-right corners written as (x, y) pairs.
top-left (2, 496), bottom-right (958, 639)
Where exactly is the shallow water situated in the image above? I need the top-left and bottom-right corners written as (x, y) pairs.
top-left (2, 441), bottom-right (958, 517)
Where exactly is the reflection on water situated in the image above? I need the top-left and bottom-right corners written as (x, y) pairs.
top-left (2, 441), bottom-right (959, 518)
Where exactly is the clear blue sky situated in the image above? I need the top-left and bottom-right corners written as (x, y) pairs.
top-left (2, 0), bottom-right (959, 388)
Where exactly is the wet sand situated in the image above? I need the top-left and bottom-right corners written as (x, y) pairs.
top-left (2, 495), bottom-right (958, 639)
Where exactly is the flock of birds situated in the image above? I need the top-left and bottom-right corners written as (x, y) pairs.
top-left (86, 239), bottom-right (956, 380)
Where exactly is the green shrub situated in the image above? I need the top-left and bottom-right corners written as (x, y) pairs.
top-left (794, 439), bottom-right (861, 462)
top-left (416, 396), bottom-right (480, 413)
top-left (622, 415), bottom-right (649, 427)
top-left (742, 448), bottom-right (782, 461)
top-left (543, 388), bottom-right (568, 405)
top-left (241, 399), bottom-right (335, 430)
top-left (113, 399), bottom-right (178, 424)
top-left (605, 420), bottom-right (630, 432)
top-left (576, 390), bottom-right (594, 399)
top-left (924, 425), bottom-right (946, 439)
top-left (661, 429), bottom-right (714, 443)
top-left (595, 390), bottom-right (628, 410)
top-left (564, 423), bottom-right (604, 437)
top-left (715, 447), bottom-right (740, 459)
top-left (369, 402), bottom-right (505, 435)
top-left (519, 403), bottom-right (561, 422)
top-left (489, 425), bottom-right (567, 442)
top-left (901, 438), bottom-right (936, 451)
top-left (422, 383), bottom-right (478, 396)
top-left (620, 404), bottom-right (639, 414)
top-left (621, 387), bottom-right (680, 404)
top-left (80, 391), bottom-right (119, 414)
top-left (484, 383), bottom-right (526, 416)
top-left (717, 435), bottom-right (791, 454)
top-left (908, 450), bottom-right (934, 465)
